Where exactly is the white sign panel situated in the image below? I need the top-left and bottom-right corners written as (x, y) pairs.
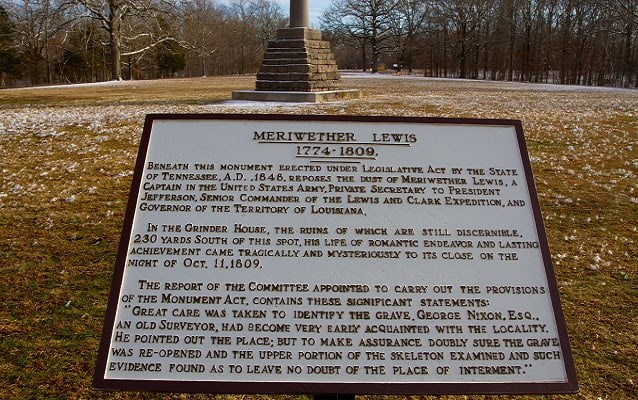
top-left (94, 115), bottom-right (578, 394)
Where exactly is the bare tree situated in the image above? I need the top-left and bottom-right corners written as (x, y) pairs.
top-left (224, 0), bottom-right (283, 74)
top-left (4, 0), bottom-right (75, 84)
top-left (0, 4), bottom-right (22, 86)
top-left (251, 0), bottom-right (285, 48)
top-left (602, 0), bottom-right (638, 86)
top-left (322, 0), bottom-right (399, 72)
top-left (181, 0), bottom-right (221, 77)
top-left (431, 0), bottom-right (494, 79)
top-left (2, 0), bottom-right (636, 87)
top-left (73, 0), bottom-right (182, 80)
top-left (388, 0), bottom-right (429, 73)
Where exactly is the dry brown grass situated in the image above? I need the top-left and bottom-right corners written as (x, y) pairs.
top-left (0, 74), bottom-right (636, 400)
top-left (0, 76), bottom-right (255, 106)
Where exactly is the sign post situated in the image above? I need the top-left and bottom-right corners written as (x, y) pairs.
top-left (94, 114), bottom-right (578, 394)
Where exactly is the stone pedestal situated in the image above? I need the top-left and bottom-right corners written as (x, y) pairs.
top-left (256, 27), bottom-right (340, 92)
top-left (232, 27), bottom-right (361, 103)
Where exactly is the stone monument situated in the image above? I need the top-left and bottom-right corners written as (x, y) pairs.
top-left (232, 0), bottom-right (361, 102)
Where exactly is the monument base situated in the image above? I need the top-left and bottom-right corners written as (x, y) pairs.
top-left (232, 89), bottom-right (362, 103)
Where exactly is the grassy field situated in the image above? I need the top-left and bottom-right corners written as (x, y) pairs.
top-left (0, 74), bottom-right (636, 400)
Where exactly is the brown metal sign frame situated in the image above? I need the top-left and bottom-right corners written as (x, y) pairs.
top-left (93, 114), bottom-right (578, 394)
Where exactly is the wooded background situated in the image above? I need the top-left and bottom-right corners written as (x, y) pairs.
top-left (1, 0), bottom-right (636, 88)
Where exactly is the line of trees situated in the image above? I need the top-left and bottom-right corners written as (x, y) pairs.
top-left (0, 0), bottom-right (285, 86)
top-left (1, 0), bottom-right (636, 87)
top-left (322, 0), bottom-right (638, 87)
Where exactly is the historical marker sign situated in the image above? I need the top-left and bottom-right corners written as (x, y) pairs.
top-left (94, 114), bottom-right (578, 394)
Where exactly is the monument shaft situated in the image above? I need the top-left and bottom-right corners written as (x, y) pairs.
top-left (290, 0), bottom-right (309, 28)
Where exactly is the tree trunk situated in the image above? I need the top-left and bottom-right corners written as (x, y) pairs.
top-left (459, 22), bottom-right (467, 79)
top-left (559, 0), bottom-right (572, 84)
top-left (508, 10), bottom-right (515, 81)
top-left (361, 39), bottom-right (367, 72)
top-left (110, 27), bottom-right (122, 80)
top-left (371, 26), bottom-right (379, 73)
top-left (545, 4), bottom-right (554, 83)
top-left (443, 25), bottom-right (448, 77)
top-left (523, 22), bottom-right (531, 81)
top-left (483, 21), bottom-right (489, 80)
top-left (623, 20), bottom-right (633, 87)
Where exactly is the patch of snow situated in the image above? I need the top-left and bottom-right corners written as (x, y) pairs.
top-left (341, 72), bottom-right (636, 94)
top-left (3, 79), bottom-right (131, 91)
